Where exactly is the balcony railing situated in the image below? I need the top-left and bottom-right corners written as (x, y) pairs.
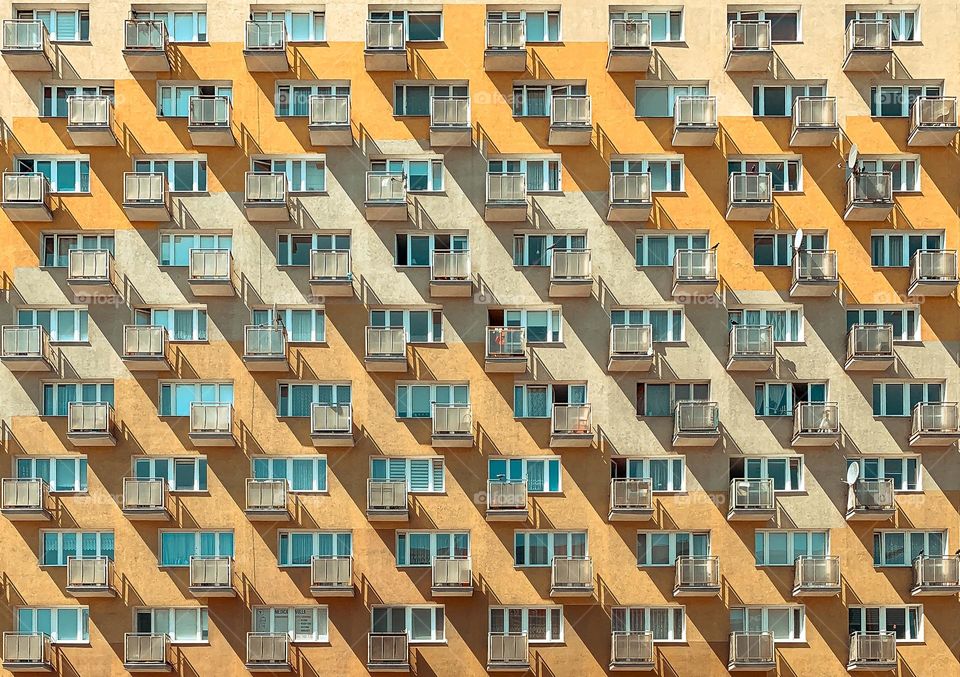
top-left (433, 556), bottom-right (472, 590)
top-left (793, 96), bottom-right (838, 128)
top-left (190, 556), bottom-right (232, 590)
top-left (913, 555), bottom-right (960, 590)
top-left (245, 20), bottom-right (285, 50)
top-left (610, 20), bottom-right (650, 49)
top-left (432, 250), bottom-right (470, 281)
top-left (551, 96), bottom-right (592, 127)
top-left (124, 19), bottom-right (166, 50)
top-left (1, 478), bottom-right (48, 512)
top-left (610, 172), bottom-right (651, 204)
top-left (610, 478), bottom-right (653, 513)
top-left (794, 250), bottom-right (838, 282)
top-left (912, 402), bottom-right (960, 437)
top-left (912, 250), bottom-right (958, 283)
top-left (67, 95), bottom-right (111, 128)
top-left (3, 632), bottom-right (52, 667)
top-left (311, 556), bottom-right (352, 589)
top-left (311, 403), bottom-right (352, 434)
top-left (189, 249), bottom-right (231, 282)
top-left (1, 325), bottom-right (52, 362)
top-left (729, 20), bottom-right (771, 50)
top-left (847, 172), bottom-right (893, 204)
top-left (610, 325), bottom-right (652, 357)
top-left (366, 171), bottom-right (406, 202)
top-left (794, 555), bottom-right (841, 592)
top-left (367, 479), bottom-right (407, 512)
top-left (487, 480), bottom-right (527, 511)
top-left (3, 172), bottom-right (49, 205)
top-left (611, 631), bottom-right (653, 667)
top-left (309, 94), bottom-right (350, 126)
top-left (729, 478), bottom-right (774, 512)
top-left (487, 172), bottom-right (526, 203)
top-left (675, 556), bottom-right (720, 590)
top-left (66, 556), bottom-right (112, 590)
top-left (310, 250), bottom-right (351, 281)
top-left (675, 401), bottom-right (720, 435)
top-left (729, 325), bottom-right (774, 359)
top-left (674, 249), bottom-right (718, 282)
top-left (2, 19), bottom-right (47, 51)
top-left (67, 249), bottom-right (112, 282)
top-left (124, 633), bottom-right (170, 667)
top-left (728, 172), bottom-right (772, 204)
top-left (433, 404), bottom-right (472, 437)
top-left (68, 402), bottom-right (114, 436)
top-left (369, 634), bottom-right (409, 669)
top-left (552, 556), bottom-right (593, 591)
top-left (846, 20), bottom-right (892, 52)
top-left (122, 477), bottom-right (165, 512)
top-left (124, 325), bottom-right (167, 360)
top-left (552, 404), bottom-right (592, 436)
top-left (911, 96), bottom-right (957, 129)
top-left (486, 326), bottom-right (526, 359)
top-left (188, 95), bottom-right (231, 128)
top-left (365, 326), bottom-right (406, 358)
top-left (794, 402), bottom-right (840, 436)
top-left (247, 632), bottom-right (289, 666)
top-left (551, 249), bottom-right (592, 280)
top-left (124, 172), bottom-right (165, 204)
top-left (849, 479), bottom-right (895, 513)
top-left (366, 21), bottom-right (404, 50)
top-left (431, 96), bottom-right (470, 127)
top-left (848, 632), bottom-right (896, 667)
top-left (245, 325), bottom-right (286, 358)
top-left (674, 95), bottom-right (717, 128)
top-left (246, 479), bottom-right (287, 512)
top-left (190, 402), bottom-right (233, 436)
top-left (729, 632), bottom-right (774, 666)
top-left (487, 21), bottom-right (525, 49)
top-left (245, 172), bottom-right (286, 203)
top-left (847, 324), bottom-right (894, 359)
top-left (488, 633), bottom-right (528, 666)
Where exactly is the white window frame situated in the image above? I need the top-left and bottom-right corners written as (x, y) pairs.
top-left (513, 383), bottom-right (587, 419)
top-left (488, 158), bottom-right (562, 192)
top-left (370, 309), bottom-right (443, 344)
top-left (846, 456), bottom-right (921, 492)
top-left (511, 83), bottom-right (585, 117)
top-left (727, 157), bottom-right (803, 192)
top-left (133, 457), bottom-right (207, 492)
top-left (395, 232), bottom-right (468, 267)
top-left (850, 9), bottom-right (920, 43)
top-left (250, 9), bottom-right (325, 42)
top-left (277, 531), bottom-right (352, 568)
top-left (728, 8), bottom-right (802, 42)
top-left (857, 157), bottom-right (920, 192)
top-left (873, 381), bottom-right (943, 417)
top-left (370, 457), bottom-right (445, 494)
top-left (133, 158), bottom-right (207, 193)
top-left (869, 231), bottom-right (943, 267)
top-left (635, 233), bottom-right (709, 266)
top-left (41, 233), bottom-right (114, 268)
top-left (370, 606), bottom-right (445, 643)
top-left (131, 10), bottom-right (207, 42)
top-left (15, 456), bottom-right (87, 493)
top-left (634, 83), bottom-right (708, 117)
top-left (251, 157), bottom-right (326, 193)
top-left (636, 531), bottom-right (711, 566)
top-left (134, 307), bottom-right (207, 342)
top-left (252, 456), bottom-right (327, 493)
top-left (637, 382), bottom-right (710, 417)
top-left (158, 381), bottom-right (234, 417)
top-left (754, 382), bottom-right (828, 417)
top-left (731, 456), bottom-right (804, 492)
top-left (752, 83), bottom-right (825, 116)
top-left (610, 157), bottom-right (684, 192)
top-left (133, 607), bottom-right (209, 644)
top-left (16, 156), bottom-right (90, 194)
top-left (847, 307), bottom-right (920, 341)
top-left (396, 531), bottom-right (470, 567)
top-left (512, 233), bottom-right (587, 268)
top-left (488, 606), bottom-right (563, 643)
top-left (40, 530), bottom-right (114, 566)
top-left (754, 530), bottom-right (829, 567)
top-left (848, 605), bottom-right (923, 642)
top-left (276, 382), bottom-right (351, 418)
top-left (158, 530), bottom-right (234, 567)
top-left (514, 530), bottom-right (588, 567)
top-left (395, 383), bottom-right (469, 419)
top-left (487, 9), bottom-right (561, 43)
top-left (274, 82), bottom-right (349, 117)
top-left (393, 82), bottom-right (468, 116)
top-left (41, 84), bottom-right (114, 118)
top-left (156, 84), bottom-right (232, 118)
top-left (488, 457), bottom-right (562, 493)
top-left (610, 9), bottom-right (684, 42)
top-left (871, 84), bottom-right (941, 117)
top-left (18, 8), bottom-right (89, 42)
top-left (614, 457), bottom-right (686, 493)
top-left (159, 232), bottom-right (231, 267)
top-left (277, 232), bottom-right (350, 267)
top-left (730, 606), bottom-right (805, 642)
top-left (611, 606), bottom-right (686, 642)
top-left (611, 308), bottom-right (685, 342)
top-left (874, 531), bottom-right (947, 567)
top-left (251, 307), bottom-right (325, 343)
top-left (16, 607), bottom-right (89, 644)
top-left (498, 307), bottom-right (563, 343)
top-left (729, 307), bottom-right (804, 342)
top-left (252, 606), bottom-right (329, 643)
top-left (42, 382), bottom-right (114, 416)
top-left (17, 307), bottom-right (88, 343)
top-left (371, 158), bottom-right (444, 192)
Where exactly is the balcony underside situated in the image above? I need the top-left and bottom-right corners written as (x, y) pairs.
top-left (310, 279), bottom-right (354, 298)
top-left (2, 202), bottom-right (52, 221)
top-left (246, 507), bottom-right (290, 521)
top-left (789, 125), bottom-right (839, 147)
top-left (364, 49), bottom-right (407, 71)
top-left (483, 49), bottom-right (526, 72)
top-left (432, 585), bottom-right (473, 597)
top-left (672, 125), bottom-right (718, 147)
top-left (244, 201), bottom-right (289, 222)
top-left (243, 355), bottom-right (289, 372)
top-left (792, 430), bottom-right (840, 447)
top-left (2, 355), bottom-right (53, 372)
top-left (607, 354), bottom-right (654, 372)
top-left (123, 202), bottom-right (170, 222)
top-left (311, 432), bottom-right (354, 447)
top-left (909, 430), bottom-right (960, 447)
top-left (3, 659), bottom-right (54, 672)
top-left (365, 201), bottom-right (408, 222)
top-left (610, 659), bottom-right (655, 671)
top-left (549, 279), bottom-right (593, 298)
top-left (485, 356), bottom-right (527, 373)
top-left (123, 355), bottom-right (171, 372)
top-left (486, 661), bottom-right (530, 672)
top-left (364, 356), bottom-right (408, 372)
top-left (727, 507), bottom-right (775, 521)
top-left (484, 202), bottom-right (527, 222)
top-left (243, 48), bottom-right (288, 72)
top-left (123, 507), bottom-right (170, 521)
top-left (1, 507), bottom-right (51, 521)
top-left (726, 355), bottom-right (774, 371)
top-left (673, 584), bottom-right (720, 597)
top-left (724, 49), bottom-right (773, 72)
top-left (550, 586), bottom-right (594, 598)
top-left (67, 125), bottom-right (116, 147)
top-left (189, 585), bottom-right (235, 598)
top-left (189, 279), bottom-right (234, 297)
top-left (846, 508), bottom-right (895, 521)
top-left (2, 49), bottom-right (51, 71)
top-left (907, 125), bottom-right (959, 147)
top-left (844, 355), bottom-right (894, 371)
top-left (789, 278), bottom-right (839, 297)
top-left (606, 48), bottom-right (652, 72)
top-left (793, 584), bottom-right (841, 597)
top-left (125, 661), bottom-right (173, 673)
top-left (847, 660), bottom-right (896, 672)
top-left (67, 279), bottom-right (118, 302)
top-left (311, 584), bottom-right (354, 597)
top-left (429, 279), bottom-right (472, 298)
top-left (549, 125), bottom-right (592, 146)
top-left (122, 49), bottom-right (170, 72)
top-left (187, 126), bottom-right (234, 147)
top-left (309, 124), bottom-right (354, 147)
top-left (911, 583), bottom-right (960, 596)
top-left (728, 660), bottom-right (776, 672)
top-left (672, 432), bottom-right (719, 447)
top-left (908, 278), bottom-right (958, 297)
top-left (608, 508), bottom-right (654, 521)
top-left (842, 49), bottom-right (892, 72)
top-left (432, 433), bottom-right (474, 448)
top-left (726, 202), bottom-right (773, 221)
top-left (247, 661), bottom-right (291, 673)
top-left (550, 433), bottom-right (594, 448)
top-left (68, 431), bottom-right (116, 447)
top-left (67, 584), bottom-right (115, 598)
top-left (188, 432), bottom-right (235, 447)
top-left (607, 202), bottom-right (652, 222)
top-left (485, 508), bottom-right (528, 521)
top-left (366, 509), bottom-right (408, 522)
top-left (843, 202), bottom-right (893, 222)
top-left (672, 279), bottom-right (719, 299)
top-left (430, 126), bottom-right (471, 147)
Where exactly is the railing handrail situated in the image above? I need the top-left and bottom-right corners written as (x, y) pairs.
top-left (1, 324), bottom-right (52, 360)
top-left (674, 400), bottom-right (720, 433)
top-left (245, 19), bottom-right (286, 50)
top-left (432, 402), bottom-right (472, 436)
top-left (309, 93), bottom-right (351, 126)
top-left (3, 171), bottom-right (50, 204)
top-left (366, 170), bottom-right (406, 202)
top-left (487, 478), bottom-right (527, 509)
top-left (311, 402), bottom-right (352, 433)
top-left (486, 20), bottom-right (525, 49)
top-left (793, 249), bottom-right (839, 282)
top-left (850, 477), bottom-right (895, 511)
top-left (793, 401), bottom-right (840, 435)
top-left (846, 19), bottom-right (892, 52)
top-left (367, 477), bottom-right (408, 510)
top-left (244, 171), bottom-right (287, 203)
top-left (366, 20), bottom-right (404, 50)
top-left (793, 96), bottom-right (838, 128)
top-left (675, 555), bottom-right (720, 587)
top-left (1, 477), bottom-right (49, 510)
top-left (911, 249), bottom-right (959, 282)
top-left (66, 95), bottom-right (112, 127)
top-left (674, 95), bottom-right (718, 127)
top-left (913, 554), bottom-right (960, 586)
top-left (124, 632), bottom-right (171, 664)
top-left (365, 325), bottom-right (406, 357)
top-left (673, 248), bottom-right (718, 281)
top-left (728, 171), bottom-right (773, 203)
top-left (244, 324), bottom-right (287, 357)
top-left (794, 554), bottom-right (841, 588)
top-left (189, 401), bottom-right (233, 434)
top-left (2, 19), bottom-right (48, 51)
top-left (610, 171), bottom-right (652, 204)
top-left (122, 476), bottom-right (166, 510)
top-left (486, 172), bottom-right (526, 203)
top-left (431, 249), bottom-right (471, 281)
top-left (729, 324), bottom-right (774, 357)
top-left (123, 172), bottom-right (166, 204)
top-left (610, 19), bottom-right (651, 49)
top-left (124, 19), bottom-right (167, 50)
top-left (911, 96), bottom-right (958, 129)
top-left (609, 324), bottom-right (653, 357)
top-left (848, 631), bottom-right (896, 664)
top-left (847, 323), bottom-right (894, 357)
top-left (431, 95), bottom-right (471, 127)
top-left (550, 248), bottom-right (592, 280)
top-left (610, 477), bottom-right (653, 511)
top-left (847, 171), bottom-right (893, 204)
top-left (552, 403), bottom-right (592, 435)
top-left (550, 95), bottom-right (592, 127)
top-left (912, 401), bottom-right (960, 434)
top-left (188, 247), bottom-right (231, 280)
top-left (188, 95), bottom-right (231, 127)
top-left (310, 249), bottom-right (352, 280)
top-left (728, 20), bottom-right (771, 51)
top-left (485, 326), bottom-right (526, 358)
top-left (67, 401), bottom-right (115, 434)
top-left (729, 477), bottom-right (774, 510)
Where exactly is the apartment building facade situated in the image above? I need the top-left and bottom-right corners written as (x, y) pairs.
top-left (0, 0), bottom-right (958, 675)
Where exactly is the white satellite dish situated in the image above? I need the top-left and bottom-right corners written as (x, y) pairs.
top-left (794, 229), bottom-right (804, 251)
top-left (847, 143), bottom-right (859, 170)
top-left (845, 462), bottom-right (860, 485)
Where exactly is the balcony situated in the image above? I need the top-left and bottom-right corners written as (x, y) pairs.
top-left (123, 19), bottom-right (169, 71)
top-left (243, 325), bottom-right (288, 372)
top-left (727, 325), bottom-right (774, 371)
top-left (311, 403), bottom-right (354, 447)
top-left (485, 480), bottom-right (528, 521)
top-left (364, 326), bottom-right (407, 372)
top-left (432, 556), bottom-right (473, 596)
top-left (1, 325), bottom-right (54, 372)
top-left (309, 95), bottom-right (353, 146)
top-left (847, 632), bottom-right (896, 672)
top-left (310, 249), bottom-right (353, 298)
top-left (2, 633), bottom-right (53, 672)
top-left (124, 633), bottom-right (172, 672)
top-left (245, 479), bottom-right (289, 521)
top-left (844, 324), bottom-right (894, 371)
top-left (912, 555), bottom-right (960, 596)
top-left (246, 632), bottom-right (291, 672)
top-left (846, 478), bottom-right (895, 521)
top-left (728, 632), bottom-right (775, 671)
top-left (187, 96), bottom-right (233, 146)
top-left (365, 171), bottom-right (407, 221)
top-left (66, 556), bottom-right (114, 597)
top-left (792, 402), bottom-right (840, 446)
top-left (430, 250), bottom-right (472, 297)
top-left (674, 555), bottom-right (720, 596)
top-left (908, 97), bottom-right (959, 146)
top-left (549, 96), bottom-right (592, 146)
top-left (484, 21), bottom-right (525, 71)
top-left (910, 402), bottom-right (960, 447)
top-left (726, 478), bottom-right (775, 521)
top-left (365, 21), bottom-right (406, 71)
top-left (908, 250), bottom-right (958, 297)
top-left (123, 325), bottom-right (170, 372)
top-left (484, 326), bottom-right (527, 373)
top-left (843, 20), bottom-right (892, 72)
top-left (430, 96), bottom-right (471, 147)
top-left (793, 555), bottom-right (841, 597)
top-left (672, 248), bottom-right (718, 298)
top-left (790, 96), bottom-right (839, 147)
top-left (67, 402), bottom-right (116, 446)
top-left (487, 633), bottom-right (529, 671)
top-left (432, 404), bottom-right (473, 447)
top-left (368, 633), bottom-right (409, 672)
top-left (188, 249), bottom-right (234, 296)
top-left (726, 172), bottom-right (773, 221)
top-left (549, 249), bottom-right (593, 297)
top-left (2, 172), bottom-right (52, 221)
top-left (123, 172), bottom-right (169, 221)
top-left (790, 250), bottom-right (839, 297)
top-left (551, 404), bottom-right (593, 447)
top-left (189, 556), bottom-right (234, 597)
top-left (2, 20), bottom-right (51, 71)
top-left (844, 172), bottom-right (893, 221)
top-left (367, 479), bottom-right (408, 521)
top-left (607, 19), bottom-right (652, 72)
top-left (673, 401), bottom-right (720, 447)
top-left (610, 631), bottom-right (653, 671)
top-left (725, 20), bottom-right (772, 72)
top-left (485, 172), bottom-right (527, 222)
top-left (609, 477), bottom-right (653, 521)
top-left (244, 20), bottom-right (288, 72)
top-left (551, 556), bottom-right (594, 597)
top-left (67, 249), bottom-right (118, 300)
top-left (244, 172), bottom-right (288, 221)
top-left (672, 95), bottom-right (718, 146)
top-left (311, 556), bottom-right (354, 597)
top-left (608, 325), bottom-right (653, 372)
top-left (189, 402), bottom-right (235, 447)
top-left (122, 477), bottom-right (169, 520)
top-left (607, 172), bottom-right (652, 222)
top-left (66, 96), bottom-right (116, 146)
top-left (1, 478), bottom-right (50, 521)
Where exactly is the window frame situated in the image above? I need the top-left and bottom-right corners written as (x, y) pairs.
top-left (727, 157), bottom-right (803, 192)
top-left (611, 606), bottom-right (686, 642)
top-left (636, 531), bottom-right (711, 566)
top-left (251, 156), bottom-right (326, 193)
top-left (133, 157), bottom-right (208, 193)
top-left (728, 307), bottom-right (804, 343)
top-left (40, 530), bottom-right (114, 566)
top-left (370, 457), bottom-right (445, 494)
top-left (394, 383), bottom-right (469, 419)
top-left (131, 9), bottom-right (207, 42)
top-left (370, 158), bottom-right (444, 192)
top-left (370, 605), bottom-right (446, 643)
top-left (277, 531), bottom-right (353, 568)
top-left (41, 233), bottom-right (114, 268)
top-left (513, 530), bottom-right (588, 567)
top-left (873, 530), bottom-right (946, 567)
top-left (159, 232), bottom-right (231, 267)
top-left (395, 531), bottom-right (470, 567)
top-left (495, 307), bottom-right (563, 343)
top-left (730, 456), bottom-right (805, 492)
top-left (40, 84), bottom-right (114, 118)
top-left (610, 157), bottom-right (684, 192)
top-left (634, 83), bottom-right (709, 118)
top-left (134, 307), bottom-right (208, 342)
top-left (754, 530), bottom-right (829, 567)
top-left (488, 457), bottom-right (562, 493)
top-left (609, 9), bottom-right (683, 42)
top-left (133, 607), bottom-right (209, 644)
top-left (41, 382), bottom-right (114, 417)
top-left (513, 382), bottom-right (588, 419)
top-left (727, 8), bottom-right (802, 42)
top-left (730, 606), bottom-right (806, 642)
top-left (133, 456), bottom-right (207, 492)
top-left (158, 381), bottom-right (234, 417)
top-left (17, 307), bottom-right (89, 343)
top-left (158, 530), bottom-right (235, 567)
top-left (251, 307), bottom-right (326, 344)
top-left (277, 232), bottom-right (350, 267)
top-left (250, 9), bottom-right (325, 42)
top-left (612, 456), bottom-right (686, 493)
top-left (252, 606), bottom-right (329, 644)
top-left (848, 605), bottom-right (923, 642)
top-left (846, 306), bottom-right (921, 341)
top-left (751, 83), bottom-right (825, 116)
top-left (274, 82), bottom-right (349, 117)
top-left (869, 231), bottom-right (942, 267)
top-left (872, 381), bottom-right (943, 417)
top-left (857, 157), bottom-right (921, 192)
top-left (845, 456), bottom-right (921, 492)
top-left (637, 382), bottom-right (710, 417)
top-left (488, 606), bottom-right (563, 643)
top-left (276, 382), bottom-right (351, 418)
top-left (635, 233), bottom-right (709, 267)
top-left (849, 8), bottom-right (920, 43)
top-left (15, 456), bottom-right (88, 493)
top-left (252, 456), bottom-right (328, 493)
top-left (16, 156), bottom-right (90, 194)
top-left (369, 308), bottom-right (443, 344)
top-left (611, 308), bottom-right (685, 343)
top-left (16, 607), bottom-right (89, 644)
top-left (488, 158), bottom-right (562, 192)
top-left (18, 8), bottom-right (90, 42)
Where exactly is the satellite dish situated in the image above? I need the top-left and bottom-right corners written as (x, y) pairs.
top-left (845, 462), bottom-right (860, 485)
top-left (847, 143), bottom-right (859, 170)
top-left (794, 229), bottom-right (804, 251)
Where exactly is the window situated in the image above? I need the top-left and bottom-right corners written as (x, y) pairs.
top-left (635, 233), bottom-right (708, 266)
top-left (371, 606), bottom-right (445, 643)
top-left (874, 531), bottom-right (945, 566)
top-left (754, 232), bottom-right (826, 266)
top-left (251, 10), bottom-right (324, 42)
top-left (847, 9), bottom-right (919, 42)
top-left (846, 307), bottom-right (920, 341)
top-left (370, 457), bottom-right (444, 494)
top-left (253, 457), bottom-right (327, 492)
top-left (370, 10), bottom-right (443, 41)
top-left (752, 83), bottom-right (824, 116)
top-left (611, 158), bottom-right (684, 192)
top-left (275, 82), bottom-right (349, 117)
top-left (612, 607), bottom-right (685, 642)
top-left (253, 607), bottom-right (328, 643)
top-left (396, 531), bottom-right (469, 566)
top-left (514, 531), bottom-right (587, 567)
top-left (754, 531), bottom-right (827, 566)
top-left (157, 84), bottom-right (231, 117)
top-left (42, 383), bottom-right (113, 417)
top-left (371, 158), bottom-right (443, 192)
top-left (395, 233), bottom-right (467, 266)
top-left (514, 383), bottom-right (586, 418)
top-left (754, 382), bottom-right (827, 416)
top-left (131, 9), bottom-right (207, 42)
top-left (395, 383), bottom-right (468, 419)
top-left (871, 84), bottom-right (941, 117)
top-left (730, 457), bottom-right (804, 492)
top-left (489, 607), bottom-right (562, 643)
top-left (17, 308), bottom-right (88, 343)
top-left (159, 531), bottom-right (234, 567)
top-left (134, 158), bottom-right (207, 192)
top-left (870, 232), bottom-right (942, 267)
top-left (17, 8), bottom-right (89, 41)
top-left (41, 85), bottom-right (113, 118)
top-left (370, 309), bottom-right (443, 343)
top-left (610, 9), bottom-right (682, 42)
top-left (637, 383), bottom-right (709, 417)
top-left (488, 158), bottom-right (561, 192)
top-left (134, 307), bottom-right (207, 342)
top-left (612, 308), bottom-right (684, 342)
top-left (159, 233), bottom-right (231, 267)
top-left (857, 158), bottom-right (920, 192)
top-left (637, 532), bottom-right (709, 566)
top-left (635, 84), bottom-right (708, 117)
top-left (848, 606), bottom-right (922, 641)
top-left (489, 308), bottom-right (563, 343)
top-left (727, 9), bottom-right (800, 41)
top-left (251, 157), bottom-right (325, 192)
top-left (41, 233), bottom-right (114, 268)
top-left (846, 457), bottom-right (920, 492)
top-left (872, 381), bottom-right (942, 417)
top-left (513, 233), bottom-right (586, 267)
top-left (489, 457), bottom-right (561, 493)
top-left (159, 382), bottom-right (233, 417)
top-left (252, 308), bottom-right (325, 343)
top-left (134, 608), bottom-right (208, 643)
top-left (727, 158), bottom-right (802, 192)
top-left (487, 9), bottom-right (560, 42)
top-left (16, 457), bottom-right (87, 493)
top-left (730, 607), bottom-right (805, 641)
top-left (511, 83), bottom-right (584, 117)
top-left (17, 607), bottom-right (88, 643)
top-left (277, 383), bottom-right (350, 418)
top-left (41, 531), bottom-right (114, 566)
top-left (134, 457), bottom-right (207, 492)
top-left (611, 457), bottom-right (685, 492)
top-left (393, 83), bottom-right (467, 116)
top-left (278, 233), bottom-right (349, 267)
top-left (16, 157), bottom-right (89, 194)
top-left (729, 308), bottom-right (803, 342)
top-left (278, 531), bottom-right (352, 567)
